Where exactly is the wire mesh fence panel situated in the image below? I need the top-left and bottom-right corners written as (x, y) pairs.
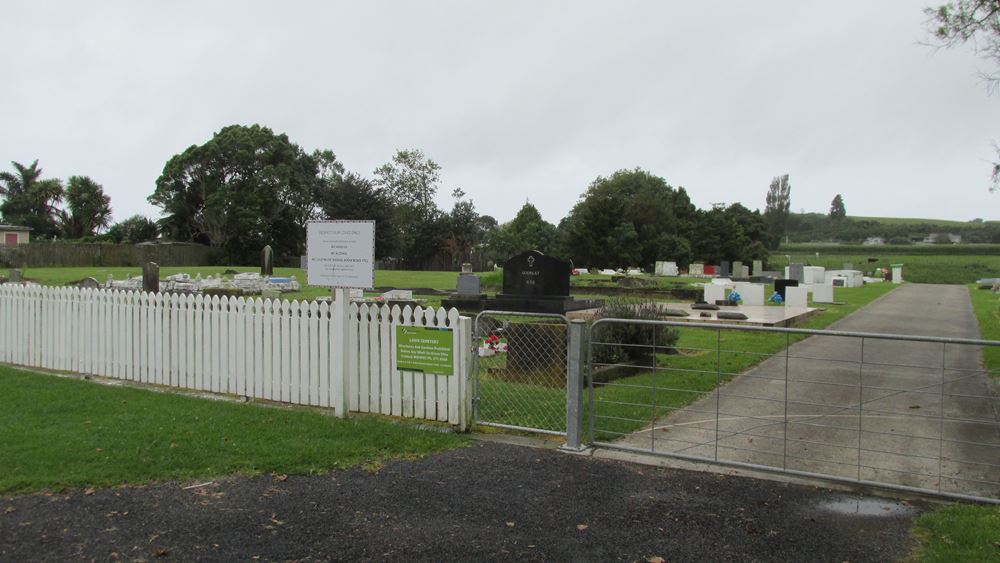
top-left (588, 319), bottom-right (1000, 503)
top-left (474, 311), bottom-right (569, 434)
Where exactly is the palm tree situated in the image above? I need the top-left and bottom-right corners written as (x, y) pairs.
top-left (0, 160), bottom-right (64, 238)
top-left (0, 160), bottom-right (43, 198)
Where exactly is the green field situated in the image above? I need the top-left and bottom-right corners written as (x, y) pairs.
top-left (848, 216), bottom-right (981, 227)
top-left (0, 365), bottom-right (467, 493)
top-left (773, 253), bottom-right (1000, 285)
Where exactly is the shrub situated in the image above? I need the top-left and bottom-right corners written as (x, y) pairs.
top-left (591, 297), bottom-right (679, 365)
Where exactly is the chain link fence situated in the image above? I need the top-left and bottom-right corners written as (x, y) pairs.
top-left (473, 311), bottom-right (569, 434)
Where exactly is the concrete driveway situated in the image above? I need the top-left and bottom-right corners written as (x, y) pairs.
top-left (614, 284), bottom-right (1000, 498)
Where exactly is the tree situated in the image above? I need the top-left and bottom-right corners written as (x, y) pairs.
top-left (149, 124), bottom-right (320, 263)
top-left (107, 214), bottom-right (159, 244)
top-left (763, 174), bottom-right (791, 249)
top-left (0, 160), bottom-right (64, 239)
top-left (372, 149), bottom-right (446, 264)
top-left (59, 176), bottom-right (112, 238)
top-left (561, 169), bottom-right (698, 269)
top-left (314, 172), bottom-right (398, 258)
top-left (925, 1), bottom-right (1000, 189)
top-left (486, 202), bottom-right (559, 260)
top-left (829, 194), bottom-right (846, 221)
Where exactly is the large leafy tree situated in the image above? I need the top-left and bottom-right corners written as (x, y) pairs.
top-left (107, 214), bottom-right (159, 244)
top-left (372, 149), bottom-right (446, 264)
top-left (314, 171), bottom-right (398, 259)
top-left (149, 124), bottom-right (320, 263)
top-left (829, 194), bottom-right (846, 221)
top-left (925, 1), bottom-right (1000, 188)
top-left (691, 203), bottom-right (769, 264)
top-left (763, 174), bottom-right (791, 249)
top-left (561, 169), bottom-right (697, 269)
top-left (443, 188), bottom-right (487, 268)
top-left (0, 160), bottom-right (64, 239)
top-left (486, 202), bottom-right (559, 261)
top-left (59, 176), bottom-right (112, 238)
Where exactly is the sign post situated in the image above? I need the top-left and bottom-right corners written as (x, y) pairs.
top-left (307, 221), bottom-right (375, 417)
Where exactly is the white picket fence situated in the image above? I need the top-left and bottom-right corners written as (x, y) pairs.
top-left (0, 285), bottom-right (472, 429)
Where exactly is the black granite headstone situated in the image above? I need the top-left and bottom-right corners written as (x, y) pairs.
top-left (482, 250), bottom-right (600, 314)
top-left (502, 250), bottom-right (570, 298)
top-left (774, 279), bottom-right (798, 300)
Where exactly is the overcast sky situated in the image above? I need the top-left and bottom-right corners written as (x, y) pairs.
top-left (2, 1), bottom-right (998, 226)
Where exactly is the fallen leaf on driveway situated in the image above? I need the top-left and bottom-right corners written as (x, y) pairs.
top-left (577, 524), bottom-right (589, 531)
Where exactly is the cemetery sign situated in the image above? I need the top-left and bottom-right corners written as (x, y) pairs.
top-left (306, 220), bottom-right (375, 289)
top-left (395, 326), bottom-right (454, 375)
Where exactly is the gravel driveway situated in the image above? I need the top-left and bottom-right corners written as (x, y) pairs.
top-left (1, 441), bottom-right (922, 562)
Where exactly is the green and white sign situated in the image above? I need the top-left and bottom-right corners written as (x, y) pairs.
top-left (395, 325), bottom-right (454, 375)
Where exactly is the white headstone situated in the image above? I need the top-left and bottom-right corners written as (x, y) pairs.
top-left (752, 260), bottom-right (763, 276)
top-left (740, 265), bottom-right (750, 278)
top-left (784, 286), bottom-right (808, 308)
top-left (689, 263), bottom-right (704, 276)
top-left (703, 283), bottom-right (726, 303)
top-left (812, 284), bottom-right (835, 303)
top-left (734, 282), bottom-right (765, 306)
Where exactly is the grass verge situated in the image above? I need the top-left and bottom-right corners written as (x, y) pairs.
top-left (0, 366), bottom-right (467, 494)
top-left (967, 284), bottom-right (1000, 378)
top-left (909, 503), bottom-right (1000, 562)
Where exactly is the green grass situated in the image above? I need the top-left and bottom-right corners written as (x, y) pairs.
top-left (773, 253), bottom-right (1000, 285)
top-left (0, 366), bottom-right (467, 494)
top-left (909, 503), bottom-right (1000, 562)
top-left (19, 267), bottom-right (458, 307)
top-left (967, 284), bottom-right (1000, 378)
top-left (848, 216), bottom-right (978, 227)
top-left (477, 282), bottom-right (898, 435)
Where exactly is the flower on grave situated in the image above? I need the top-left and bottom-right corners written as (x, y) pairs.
top-left (484, 334), bottom-right (501, 350)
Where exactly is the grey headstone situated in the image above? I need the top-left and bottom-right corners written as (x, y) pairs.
top-left (79, 277), bottom-right (100, 289)
top-left (261, 245), bottom-right (274, 276)
top-left (788, 263), bottom-right (805, 283)
top-left (732, 261), bottom-right (743, 277)
top-left (461, 262), bottom-right (473, 274)
top-left (719, 261), bottom-right (730, 278)
top-left (300, 255), bottom-right (307, 270)
top-left (142, 262), bottom-right (159, 293)
top-left (456, 274), bottom-right (481, 295)
top-left (8, 269), bottom-right (21, 282)
top-left (752, 260), bottom-right (763, 276)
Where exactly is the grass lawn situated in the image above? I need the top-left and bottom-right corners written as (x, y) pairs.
top-left (774, 253), bottom-right (1000, 285)
top-left (0, 366), bottom-right (467, 494)
top-left (909, 503), bottom-right (1000, 562)
top-left (477, 282), bottom-right (898, 435)
top-left (967, 284), bottom-right (1000, 378)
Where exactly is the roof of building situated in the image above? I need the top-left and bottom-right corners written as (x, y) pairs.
top-left (0, 225), bottom-right (32, 232)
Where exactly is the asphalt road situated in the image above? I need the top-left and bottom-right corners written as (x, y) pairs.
top-left (0, 442), bottom-right (921, 562)
top-left (615, 284), bottom-right (1000, 498)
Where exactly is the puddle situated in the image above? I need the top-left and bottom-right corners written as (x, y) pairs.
top-left (816, 496), bottom-right (917, 517)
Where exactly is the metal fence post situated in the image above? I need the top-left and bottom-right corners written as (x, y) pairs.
top-left (561, 319), bottom-right (588, 452)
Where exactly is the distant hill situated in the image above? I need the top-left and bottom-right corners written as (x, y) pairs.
top-left (848, 216), bottom-right (995, 227)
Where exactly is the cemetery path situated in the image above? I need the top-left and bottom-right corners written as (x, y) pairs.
top-left (615, 283), bottom-right (1000, 498)
top-left (0, 442), bottom-right (921, 562)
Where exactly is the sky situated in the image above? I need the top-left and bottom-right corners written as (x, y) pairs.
top-left (2, 1), bottom-right (999, 226)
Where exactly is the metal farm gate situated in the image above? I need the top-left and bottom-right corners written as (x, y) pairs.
top-left (586, 319), bottom-right (1000, 503)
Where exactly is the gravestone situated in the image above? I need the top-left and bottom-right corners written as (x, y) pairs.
top-left (456, 275), bottom-right (481, 295)
top-left (735, 282), bottom-right (765, 306)
top-left (719, 261), bottom-right (731, 278)
top-left (703, 284), bottom-right (726, 304)
top-left (732, 261), bottom-right (743, 278)
top-left (79, 277), bottom-right (100, 289)
top-left (784, 286), bottom-right (808, 308)
top-left (261, 245), bottom-right (274, 276)
top-left (689, 263), bottom-right (704, 276)
top-left (773, 279), bottom-right (798, 300)
top-left (752, 260), bottom-right (763, 276)
top-left (788, 263), bottom-right (805, 283)
top-left (483, 250), bottom-right (601, 314)
top-left (442, 268), bottom-right (486, 311)
top-left (142, 262), bottom-right (159, 293)
top-left (812, 284), bottom-right (835, 303)
top-left (740, 265), bottom-right (750, 278)
top-left (461, 262), bottom-right (473, 274)
top-left (300, 255), bottom-right (307, 270)
top-left (8, 269), bottom-right (22, 282)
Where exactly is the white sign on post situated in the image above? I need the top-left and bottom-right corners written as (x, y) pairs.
top-left (306, 220), bottom-right (375, 289)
